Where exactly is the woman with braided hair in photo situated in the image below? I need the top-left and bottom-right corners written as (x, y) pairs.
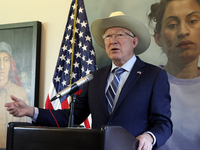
top-left (149, 0), bottom-right (200, 149)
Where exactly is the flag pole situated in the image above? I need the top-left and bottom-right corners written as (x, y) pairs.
top-left (69, 0), bottom-right (78, 106)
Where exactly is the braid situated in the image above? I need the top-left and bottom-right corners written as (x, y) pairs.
top-left (148, 0), bottom-right (172, 34)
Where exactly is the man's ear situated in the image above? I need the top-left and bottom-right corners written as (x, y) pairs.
top-left (154, 32), bottom-right (163, 47)
top-left (133, 36), bottom-right (139, 49)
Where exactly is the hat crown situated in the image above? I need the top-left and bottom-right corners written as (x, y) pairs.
top-left (109, 11), bottom-right (125, 17)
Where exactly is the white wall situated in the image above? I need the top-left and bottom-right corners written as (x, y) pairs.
top-left (0, 0), bottom-right (71, 107)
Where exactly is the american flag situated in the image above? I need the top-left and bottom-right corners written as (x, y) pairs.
top-left (45, 0), bottom-right (97, 128)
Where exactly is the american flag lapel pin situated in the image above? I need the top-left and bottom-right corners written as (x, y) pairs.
top-left (137, 71), bottom-right (142, 74)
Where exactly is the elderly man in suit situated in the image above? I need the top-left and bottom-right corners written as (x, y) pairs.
top-left (5, 11), bottom-right (172, 150)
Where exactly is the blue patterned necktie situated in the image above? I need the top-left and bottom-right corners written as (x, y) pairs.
top-left (106, 68), bottom-right (125, 114)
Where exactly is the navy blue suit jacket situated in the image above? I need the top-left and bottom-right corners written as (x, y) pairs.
top-left (35, 57), bottom-right (172, 149)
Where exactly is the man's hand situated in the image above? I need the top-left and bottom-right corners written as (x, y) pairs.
top-left (5, 95), bottom-right (34, 118)
top-left (137, 133), bottom-right (153, 150)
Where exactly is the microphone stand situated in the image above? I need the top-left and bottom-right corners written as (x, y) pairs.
top-left (68, 93), bottom-right (76, 127)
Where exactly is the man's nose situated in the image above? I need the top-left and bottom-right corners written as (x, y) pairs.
top-left (0, 61), bottom-right (4, 69)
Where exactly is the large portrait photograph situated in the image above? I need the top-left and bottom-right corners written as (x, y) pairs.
top-left (0, 21), bottom-right (41, 148)
top-left (85, 0), bottom-right (200, 149)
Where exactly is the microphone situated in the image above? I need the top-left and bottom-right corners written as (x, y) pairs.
top-left (51, 74), bottom-right (93, 101)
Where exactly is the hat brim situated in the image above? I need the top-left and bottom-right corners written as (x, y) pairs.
top-left (91, 15), bottom-right (151, 55)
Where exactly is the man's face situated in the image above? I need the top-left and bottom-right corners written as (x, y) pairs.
top-left (0, 51), bottom-right (10, 82)
top-left (104, 27), bottom-right (138, 67)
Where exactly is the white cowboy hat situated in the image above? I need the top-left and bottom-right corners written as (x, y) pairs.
top-left (91, 11), bottom-right (151, 55)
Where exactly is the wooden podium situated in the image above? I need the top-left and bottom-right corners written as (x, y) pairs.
top-left (6, 122), bottom-right (138, 150)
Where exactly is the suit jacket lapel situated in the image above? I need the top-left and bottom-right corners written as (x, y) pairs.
top-left (111, 57), bottom-right (146, 115)
top-left (98, 65), bottom-right (112, 117)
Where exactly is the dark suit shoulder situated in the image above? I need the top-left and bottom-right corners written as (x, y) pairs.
top-left (144, 62), bottom-right (162, 71)
top-left (136, 57), bottom-right (163, 73)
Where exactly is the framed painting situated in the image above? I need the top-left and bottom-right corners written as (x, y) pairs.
top-left (0, 21), bottom-right (41, 148)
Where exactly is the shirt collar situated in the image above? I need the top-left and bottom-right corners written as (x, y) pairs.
top-left (111, 55), bottom-right (137, 72)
